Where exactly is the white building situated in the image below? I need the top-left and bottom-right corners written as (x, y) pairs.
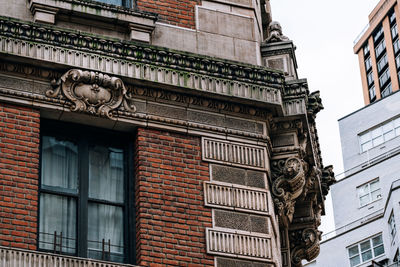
top-left (312, 90), bottom-right (400, 267)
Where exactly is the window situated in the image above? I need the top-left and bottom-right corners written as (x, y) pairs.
top-left (369, 85), bottom-right (376, 102)
top-left (374, 25), bottom-right (384, 43)
top-left (365, 56), bottom-right (372, 71)
top-left (364, 44), bottom-right (370, 56)
top-left (359, 116), bottom-right (400, 152)
top-left (38, 121), bottom-right (134, 264)
top-left (377, 54), bottom-right (388, 73)
top-left (357, 179), bottom-right (381, 207)
top-left (379, 68), bottom-right (390, 87)
top-left (396, 54), bottom-right (400, 68)
top-left (394, 39), bottom-right (400, 54)
top-left (375, 39), bottom-right (386, 58)
top-left (389, 212), bottom-right (396, 241)
top-left (95, 0), bottom-right (131, 7)
top-left (367, 71), bottom-right (374, 86)
top-left (381, 82), bottom-right (393, 98)
top-left (390, 11), bottom-right (397, 24)
top-left (348, 234), bottom-right (385, 267)
top-left (392, 24), bottom-right (399, 39)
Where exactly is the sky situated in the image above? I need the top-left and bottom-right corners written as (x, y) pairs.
top-left (270, 0), bottom-right (381, 233)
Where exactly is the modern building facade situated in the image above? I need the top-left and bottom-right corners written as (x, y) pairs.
top-left (354, 0), bottom-right (400, 105)
top-left (312, 90), bottom-right (400, 267)
top-left (312, 0), bottom-right (400, 266)
top-left (0, 0), bottom-right (333, 267)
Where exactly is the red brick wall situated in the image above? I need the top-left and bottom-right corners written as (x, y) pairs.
top-left (135, 128), bottom-right (214, 267)
top-left (136, 0), bottom-right (199, 29)
top-left (0, 103), bottom-right (40, 250)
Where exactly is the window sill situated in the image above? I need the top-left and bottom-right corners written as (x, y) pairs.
top-left (359, 197), bottom-right (382, 209)
top-left (28, 0), bottom-right (157, 43)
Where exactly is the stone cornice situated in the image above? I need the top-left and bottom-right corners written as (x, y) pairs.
top-left (0, 16), bottom-right (284, 87)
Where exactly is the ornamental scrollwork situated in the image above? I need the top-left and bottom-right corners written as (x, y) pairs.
top-left (271, 157), bottom-right (308, 227)
top-left (290, 228), bottom-right (321, 267)
top-left (46, 69), bottom-right (136, 118)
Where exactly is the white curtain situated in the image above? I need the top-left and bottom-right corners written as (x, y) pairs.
top-left (39, 136), bottom-right (78, 253)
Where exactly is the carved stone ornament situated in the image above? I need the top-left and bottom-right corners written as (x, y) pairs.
top-left (272, 157), bottom-right (308, 227)
top-left (265, 21), bottom-right (290, 43)
top-left (46, 69), bottom-right (136, 118)
top-left (290, 228), bottom-right (321, 267)
top-left (307, 91), bottom-right (324, 116)
top-left (321, 165), bottom-right (335, 197)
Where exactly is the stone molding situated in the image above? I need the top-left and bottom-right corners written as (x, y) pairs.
top-left (203, 181), bottom-right (270, 215)
top-left (47, 69), bottom-right (136, 118)
top-left (202, 137), bottom-right (267, 170)
top-left (0, 17), bottom-right (284, 87)
top-left (205, 228), bottom-right (274, 262)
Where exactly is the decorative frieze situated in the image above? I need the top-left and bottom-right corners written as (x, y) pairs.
top-left (206, 228), bottom-right (273, 261)
top-left (204, 181), bottom-right (269, 215)
top-left (202, 138), bottom-right (267, 170)
top-left (0, 17), bottom-right (284, 87)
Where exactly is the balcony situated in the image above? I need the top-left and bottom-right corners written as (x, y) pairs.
top-left (0, 246), bottom-right (137, 267)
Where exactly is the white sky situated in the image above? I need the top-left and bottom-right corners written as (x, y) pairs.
top-left (270, 0), bottom-right (381, 233)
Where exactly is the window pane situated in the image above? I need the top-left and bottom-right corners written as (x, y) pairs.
top-left (394, 118), bottom-right (400, 128)
top-left (370, 180), bottom-right (380, 191)
top-left (358, 184), bottom-right (369, 196)
top-left (41, 136), bottom-right (78, 192)
top-left (372, 235), bottom-right (383, 246)
top-left (361, 250), bottom-right (373, 261)
top-left (350, 255), bottom-right (360, 267)
top-left (372, 136), bottom-right (384, 146)
top-left (360, 194), bottom-right (370, 206)
top-left (371, 128), bottom-right (383, 138)
top-left (89, 145), bottom-right (124, 203)
top-left (384, 130), bottom-right (395, 141)
top-left (349, 245), bottom-right (359, 257)
top-left (95, 0), bottom-right (123, 5)
top-left (371, 189), bottom-right (381, 200)
top-left (360, 133), bottom-right (370, 144)
top-left (361, 141), bottom-right (372, 152)
top-left (374, 245), bottom-right (385, 256)
top-left (88, 203), bottom-right (124, 262)
top-left (39, 193), bottom-right (76, 254)
top-left (360, 240), bottom-right (371, 252)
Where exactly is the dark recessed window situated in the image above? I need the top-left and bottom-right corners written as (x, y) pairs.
top-left (38, 121), bottom-right (134, 264)
top-left (365, 56), bottom-right (372, 71)
top-left (373, 25), bottom-right (384, 43)
top-left (390, 11), bottom-right (396, 24)
top-left (369, 85), bottom-right (376, 102)
top-left (95, 0), bottom-right (131, 8)
top-left (367, 71), bottom-right (374, 86)
top-left (392, 24), bottom-right (398, 39)
top-left (381, 82), bottom-right (393, 98)
top-left (394, 39), bottom-right (400, 55)
top-left (379, 68), bottom-right (390, 87)
top-left (377, 54), bottom-right (388, 73)
top-left (375, 39), bottom-right (386, 58)
top-left (364, 44), bottom-right (370, 56)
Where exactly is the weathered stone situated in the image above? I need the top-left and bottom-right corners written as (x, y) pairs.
top-left (250, 215), bottom-right (269, 234)
top-left (247, 170), bottom-right (266, 188)
top-left (214, 210), bottom-right (251, 231)
top-left (211, 164), bottom-right (246, 185)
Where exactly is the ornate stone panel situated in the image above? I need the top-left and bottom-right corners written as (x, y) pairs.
top-left (206, 228), bottom-right (273, 262)
top-left (204, 181), bottom-right (269, 215)
top-left (202, 137), bottom-right (267, 170)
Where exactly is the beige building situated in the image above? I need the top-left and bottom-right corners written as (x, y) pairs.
top-left (354, 0), bottom-right (400, 105)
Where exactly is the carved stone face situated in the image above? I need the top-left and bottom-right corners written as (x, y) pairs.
top-left (269, 21), bottom-right (283, 34)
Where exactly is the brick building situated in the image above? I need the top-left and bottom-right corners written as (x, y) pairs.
top-left (0, 0), bottom-right (333, 266)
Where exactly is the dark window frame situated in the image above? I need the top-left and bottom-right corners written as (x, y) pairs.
top-left (38, 120), bottom-right (136, 264)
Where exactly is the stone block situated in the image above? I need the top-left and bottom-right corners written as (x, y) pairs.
top-left (247, 170), bottom-right (266, 188)
top-left (187, 110), bottom-right (225, 127)
top-left (152, 24), bottom-right (197, 54)
top-left (147, 103), bottom-right (187, 120)
top-left (250, 215), bottom-right (269, 234)
top-left (214, 210), bottom-right (251, 231)
top-left (212, 164), bottom-right (246, 185)
top-left (233, 38), bottom-right (259, 64)
top-left (216, 257), bottom-right (273, 267)
top-left (197, 31), bottom-right (235, 60)
top-left (225, 116), bottom-right (258, 133)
